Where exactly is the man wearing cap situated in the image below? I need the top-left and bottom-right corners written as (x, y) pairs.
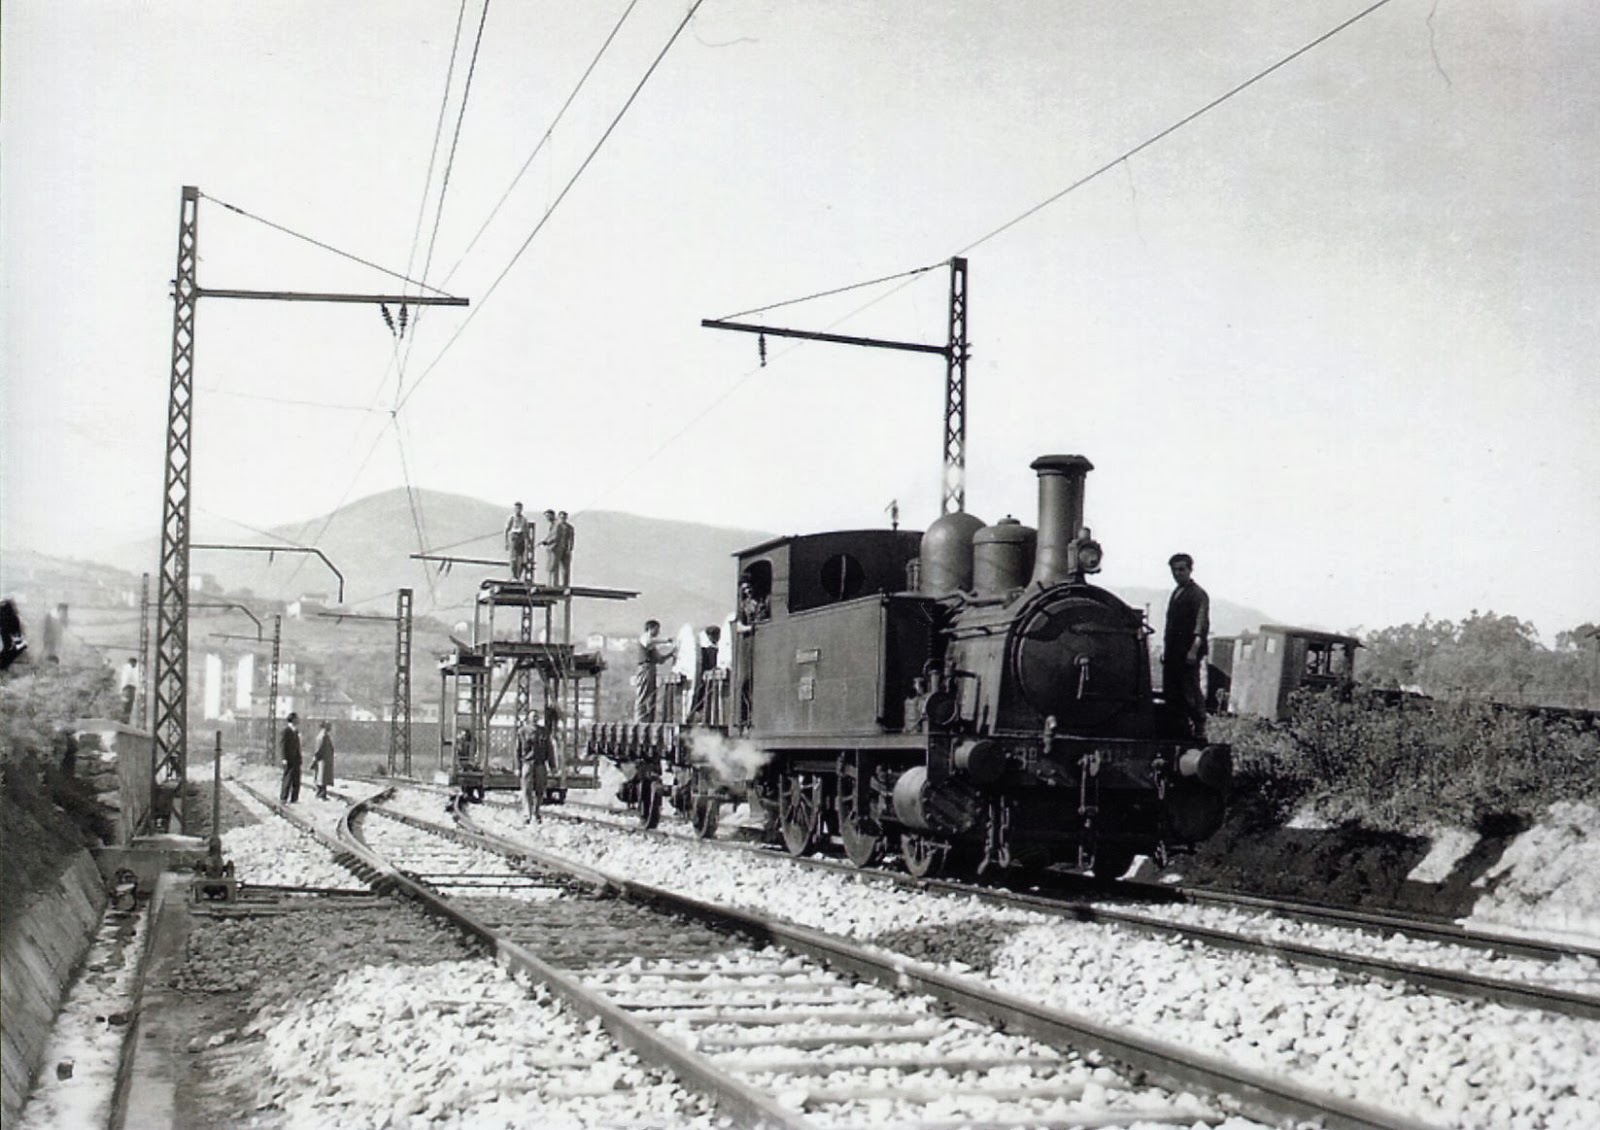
top-left (1162, 554), bottom-right (1210, 740)
top-left (280, 712), bottom-right (303, 804)
top-left (505, 502), bottom-right (531, 580)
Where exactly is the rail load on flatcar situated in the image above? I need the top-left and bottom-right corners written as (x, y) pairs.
top-left (1209, 626), bottom-right (1359, 721)
top-left (588, 454), bottom-right (1232, 880)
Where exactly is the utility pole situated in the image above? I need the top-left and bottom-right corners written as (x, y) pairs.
top-left (394, 588), bottom-right (413, 776)
top-left (702, 256), bottom-right (970, 514)
top-left (317, 589), bottom-right (414, 775)
top-left (138, 573), bottom-right (151, 729)
top-left (150, 186), bottom-right (467, 831)
top-left (266, 615), bottom-right (282, 768)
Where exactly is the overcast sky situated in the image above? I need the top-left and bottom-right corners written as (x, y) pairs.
top-left (3, 1), bottom-right (1595, 639)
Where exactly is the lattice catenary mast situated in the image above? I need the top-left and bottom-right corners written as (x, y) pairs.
top-left (150, 186), bottom-right (467, 830)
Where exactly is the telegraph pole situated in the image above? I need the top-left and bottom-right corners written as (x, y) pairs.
top-left (702, 256), bottom-right (970, 514)
top-left (150, 186), bottom-right (467, 831)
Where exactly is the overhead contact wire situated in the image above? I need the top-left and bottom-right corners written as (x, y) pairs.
top-left (393, 0), bottom-right (709, 414)
top-left (958, 0), bottom-right (1399, 255)
top-left (586, 0), bottom-right (1402, 511)
top-left (440, 0), bottom-right (644, 287)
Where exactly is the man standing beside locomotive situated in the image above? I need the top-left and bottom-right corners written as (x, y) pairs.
top-left (1162, 553), bottom-right (1210, 740)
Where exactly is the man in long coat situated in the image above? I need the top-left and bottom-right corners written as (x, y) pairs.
top-left (279, 712), bottom-right (302, 803)
top-left (310, 721), bottom-right (335, 800)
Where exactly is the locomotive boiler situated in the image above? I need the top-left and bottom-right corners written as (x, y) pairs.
top-left (589, 454), bottom-right (1231, 879)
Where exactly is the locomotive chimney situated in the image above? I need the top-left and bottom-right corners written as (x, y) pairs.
top-left (1028, 454), bottom-right (1094, 587)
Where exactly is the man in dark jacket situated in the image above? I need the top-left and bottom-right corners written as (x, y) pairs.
top-left (280, 712), bottom-right (302, 803)
top-left (1162, 554), bottom-right (1210, 740)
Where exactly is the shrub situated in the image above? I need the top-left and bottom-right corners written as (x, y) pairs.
top-left (1, 662), bottom-right (117, 919)
top-left (1220, 691), bottom-right (1600, 832)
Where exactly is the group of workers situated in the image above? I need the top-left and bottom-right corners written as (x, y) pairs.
top-left (631, 579), bottom-right (769, 725)
top-left (504, 503), bottom-right (575, 588)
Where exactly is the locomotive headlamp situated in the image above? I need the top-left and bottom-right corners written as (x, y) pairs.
top-left (1072, 536), bottom-right (1103, 575)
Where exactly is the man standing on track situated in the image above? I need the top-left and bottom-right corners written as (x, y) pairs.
top-left (1162, 553), bottom-right (1210, 740)
top-left (518, 721), bottom-right (553, 824)
top-left (505, 502), bottom-right (531, 580)
top-left (279, 712), bottom-right (302, 804)
top-left (310, 720), bottom-right (335, 800)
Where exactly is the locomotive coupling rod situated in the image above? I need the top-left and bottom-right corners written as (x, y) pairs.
top-left (702, 318), bottom-right (950, 357)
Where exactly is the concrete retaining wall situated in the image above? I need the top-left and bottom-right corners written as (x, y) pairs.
top-left (1, 850), bottom-right (107, 1126)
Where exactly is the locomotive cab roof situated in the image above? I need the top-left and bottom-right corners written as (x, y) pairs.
top-left (735, 529), bottom-right (925, 616)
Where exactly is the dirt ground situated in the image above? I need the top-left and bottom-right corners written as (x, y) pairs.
top-left (1166, 808), bottom-right (1528, 919)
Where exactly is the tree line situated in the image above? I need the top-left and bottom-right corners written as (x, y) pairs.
top-left (1356, 612), bottom-right (1600, 709)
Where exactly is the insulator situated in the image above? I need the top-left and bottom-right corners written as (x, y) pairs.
top-left (758, 333), bottom-right (767, 368)
top-left (380, 303), bottom-right (397, 334)
top-left (398, 304), bottom-right (410, 337)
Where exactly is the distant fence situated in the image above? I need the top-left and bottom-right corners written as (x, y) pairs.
top-left (214, 718), bottom-right (443, 776)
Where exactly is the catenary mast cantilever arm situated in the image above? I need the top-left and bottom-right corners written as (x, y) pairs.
top-left (189, 601), bottom-right (263, 640)
top-left (191, 544), bottom-right (345, 603)
top-left (698, 319), bottom-right (949, 357)
top-left (199, 288), bottom-right (468, 306)
top-left (700, 257), bottom-right (968, 514)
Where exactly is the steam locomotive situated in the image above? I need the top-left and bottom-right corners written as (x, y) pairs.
top-left (588, 454), bottom-right (1231, 879)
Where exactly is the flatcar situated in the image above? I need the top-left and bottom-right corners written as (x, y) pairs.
top-left (589, 454), bottom-right (1232, 879)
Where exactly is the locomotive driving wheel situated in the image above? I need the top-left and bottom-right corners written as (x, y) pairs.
top-left (637, 777), bottom-right (663, 830)
top-left (836, 762), bottom-right (884, 868)
top-left (1090, 844), bottom-right (1136, 881)
top-left (691, 793), bottom-right (721, 838)
top-left (900, 833), bottom-right (951, 879)
top-left (778, 772), bottom-right (824, 857)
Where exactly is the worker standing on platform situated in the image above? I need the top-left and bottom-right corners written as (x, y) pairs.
top-left (544, 510), bottom-right (574, 589)
top-left (632, 620), bottom-right (676, 723)
top-left (505, 502), bottom-right (531, 580)
top-left (118, 656), bottom-right (140, 724)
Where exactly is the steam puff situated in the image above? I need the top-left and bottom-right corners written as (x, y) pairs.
top-left (689, 731), bottom-right (773, 783)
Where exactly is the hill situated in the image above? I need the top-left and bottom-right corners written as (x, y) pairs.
top-left (16, 487), bottom-right (1275, 668)
top-left (91, 488), bottom-right (778, 646)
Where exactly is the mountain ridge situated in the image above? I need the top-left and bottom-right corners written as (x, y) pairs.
top-left (22, 486), bottom-right (1278, 649)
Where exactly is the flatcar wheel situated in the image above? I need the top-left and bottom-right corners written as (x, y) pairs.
top-left (836, 767), bottom-right (884, 868)
top-left (691, 795), bottom-right (721, 839)
top-left (900, 833), bottom-right (949, 879)
top-left (778, 773), bottom-right (823, 857)
top-left (638, 778), bottom-right (663, 830)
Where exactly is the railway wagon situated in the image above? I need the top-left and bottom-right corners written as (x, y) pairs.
top-left (1210, 626), bottom-right (1359, 721)
top-left (590, 454), bottom-right (1232, 880)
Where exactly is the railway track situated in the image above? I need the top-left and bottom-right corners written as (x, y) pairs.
top-left (383, 780), bottom-right (1600, 1021)
top-left (330, 787), bottom-right (1435, 1130)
